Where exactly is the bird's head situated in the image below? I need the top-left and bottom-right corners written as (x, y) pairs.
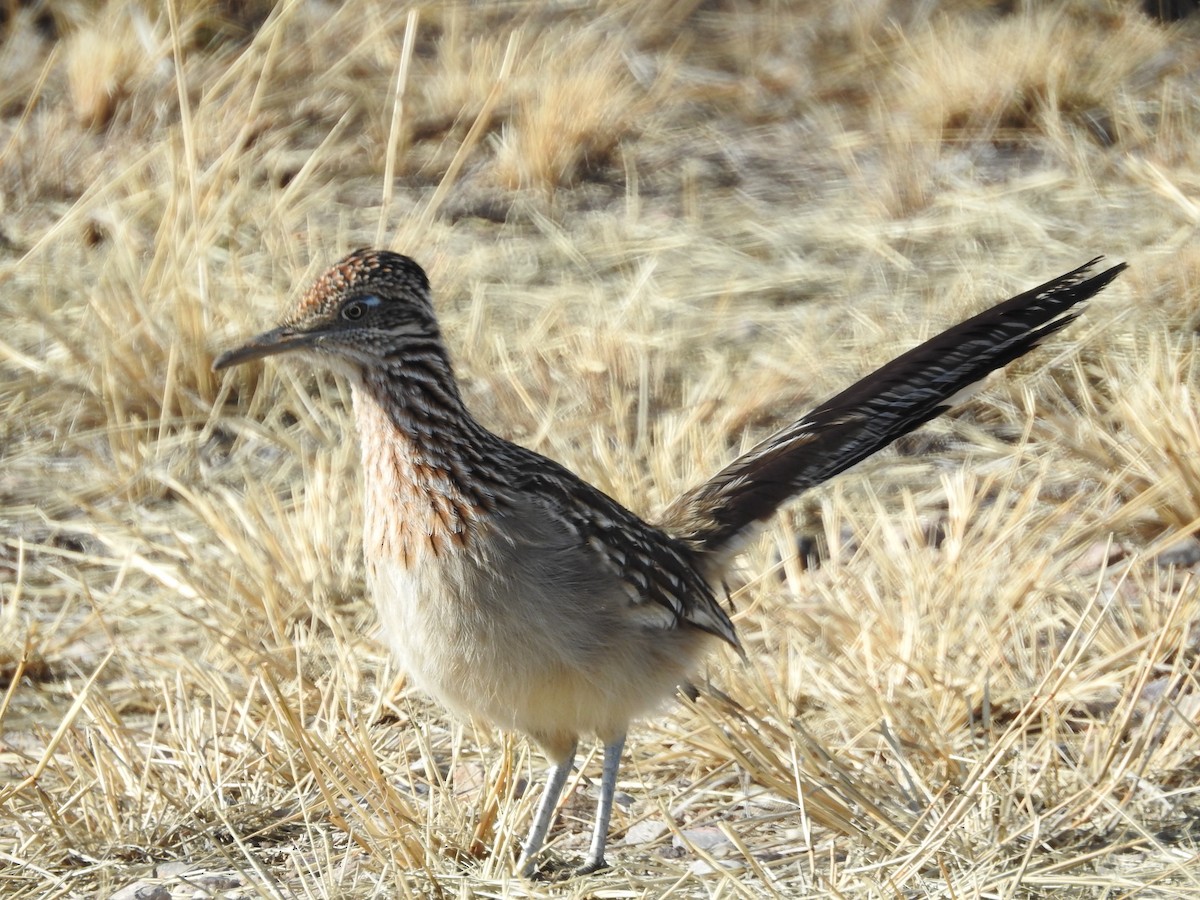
top-left (212, 249), bottom-right (439, 376)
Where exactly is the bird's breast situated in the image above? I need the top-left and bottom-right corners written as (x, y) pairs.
top-left (354, 390), bottom-right (493, 568)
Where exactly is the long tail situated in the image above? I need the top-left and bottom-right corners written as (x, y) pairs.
top-left (659, 258), bottom-right (1127, 561)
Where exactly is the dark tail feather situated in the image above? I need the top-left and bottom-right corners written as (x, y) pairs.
top-left (659, 258), bottom-right (1127, 557)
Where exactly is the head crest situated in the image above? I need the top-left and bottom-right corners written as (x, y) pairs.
top-left (293, 249), bottom-right (430, 319)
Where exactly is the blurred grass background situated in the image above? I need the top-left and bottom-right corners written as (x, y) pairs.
top-left (1, 0), bottom-right (1199, 896)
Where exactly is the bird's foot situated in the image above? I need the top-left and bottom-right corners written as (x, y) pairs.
top-left (573, 856), bottom-right (609, 877)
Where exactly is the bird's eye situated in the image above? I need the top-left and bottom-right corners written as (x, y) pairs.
top-left (341, 294), bottom-right (381, 321)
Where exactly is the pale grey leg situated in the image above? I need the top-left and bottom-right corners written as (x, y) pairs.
top-left (517, 743), bottom-right (576, 877)
top-left (577, 735), bottom-right (625, 875)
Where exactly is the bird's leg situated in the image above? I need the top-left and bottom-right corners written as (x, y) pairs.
top-left (517, 742), bottom-right (577, 877)
top-left (576, 735), bottom-right (626, 875)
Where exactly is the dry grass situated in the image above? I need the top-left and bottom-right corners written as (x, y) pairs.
top-left (2, 0), bottom-right (1200, 897)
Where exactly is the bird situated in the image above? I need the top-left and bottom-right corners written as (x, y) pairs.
top-left (212, 250), bottom-right (1125, 877)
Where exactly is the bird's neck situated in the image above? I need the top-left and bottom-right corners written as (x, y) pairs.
top-left (352, 363), bottom-right (501, 566)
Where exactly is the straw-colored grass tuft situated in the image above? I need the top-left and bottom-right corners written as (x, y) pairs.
top-left (491, 28), bottom-right (643, 195)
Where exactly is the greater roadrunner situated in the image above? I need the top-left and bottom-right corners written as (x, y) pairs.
top-left (213, 251), bottom-right (1125, 876)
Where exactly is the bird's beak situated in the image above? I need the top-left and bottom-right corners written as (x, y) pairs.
top-left (212, 325), bottom-right (319, 371)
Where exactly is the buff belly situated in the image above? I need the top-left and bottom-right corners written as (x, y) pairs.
top-left (368, 551), bottom-right (714, 761)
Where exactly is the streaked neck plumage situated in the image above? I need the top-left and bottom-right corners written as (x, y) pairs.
top-left (351, 352), bottom-right (502, 567)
